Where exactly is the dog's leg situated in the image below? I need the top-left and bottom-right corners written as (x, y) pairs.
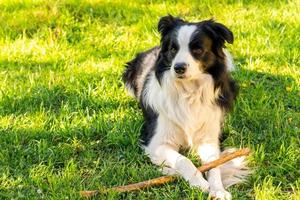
top-left (198, 143), bottom-right (232, 200)
top-left (144, 115), bottom-right (209, 191)
top-left (146, 143), bottom-right (209, 191)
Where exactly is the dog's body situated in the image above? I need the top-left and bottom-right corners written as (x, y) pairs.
top-left (123, 16), bottom-right (249, 200)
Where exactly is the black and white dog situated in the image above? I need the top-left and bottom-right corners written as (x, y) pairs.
top-left (123, 15), bottom-right (249, 200)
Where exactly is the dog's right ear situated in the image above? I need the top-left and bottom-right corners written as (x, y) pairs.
top-left (158, 15), bottom-right (184, 37)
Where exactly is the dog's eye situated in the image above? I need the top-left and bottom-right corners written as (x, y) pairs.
top-left (170, 47), bottom-right (177, 54)
top-left (170, 44), bottom-right (178, 54)
top-left (192, 48), bottom-right (203, 55)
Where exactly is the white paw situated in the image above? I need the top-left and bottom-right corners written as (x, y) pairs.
top-left (188, 173), bottom-right (210, 192)
top-left (160, 167), bottom-right (179, 176)
top-left (209, 189), bottom-right (232, 200)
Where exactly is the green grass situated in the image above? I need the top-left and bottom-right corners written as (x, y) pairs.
top-left (0, 0), bottom-right (299, 199)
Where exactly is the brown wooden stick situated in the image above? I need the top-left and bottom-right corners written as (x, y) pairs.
top-left (80, 148), bottom-right (250, 198)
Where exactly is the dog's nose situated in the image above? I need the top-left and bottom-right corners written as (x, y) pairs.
top-left (174, 63), bottom-right (187, 74)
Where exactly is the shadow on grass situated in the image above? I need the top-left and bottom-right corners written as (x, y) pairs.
top-left (236, 68), bottom-right (299, 111)
top-left (226, 64), bottom-right (299, 134)
top-left (222, 66), bottom-right (299, 150)
top-left (0, 58), bottom-right (132, 116)
top-left (0, 84), bottom-right (124, 115)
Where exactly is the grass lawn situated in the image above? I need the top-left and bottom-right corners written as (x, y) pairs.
top-left (0, 0), bottom-right (299, 199)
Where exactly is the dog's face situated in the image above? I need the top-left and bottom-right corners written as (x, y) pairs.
top-left (157, 15), bottom-right (233, 80)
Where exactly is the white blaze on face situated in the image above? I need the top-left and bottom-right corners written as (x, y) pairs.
top-left (172, 25), bottom-right (201, 79)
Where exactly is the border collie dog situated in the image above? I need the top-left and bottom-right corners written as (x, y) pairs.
top-left (123, 15), bottom-right (249, 200)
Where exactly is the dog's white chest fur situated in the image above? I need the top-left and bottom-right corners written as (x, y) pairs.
top-left (144, 71), bottom-right (222, 147)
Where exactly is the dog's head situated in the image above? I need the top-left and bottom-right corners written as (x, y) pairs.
top-left (157, 15), bottom-right (233, 80)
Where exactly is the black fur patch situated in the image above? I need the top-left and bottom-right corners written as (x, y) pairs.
top-left (205, 59), bottom-right (239, 111)
top-left (155, 16), bottom-right (183, 84)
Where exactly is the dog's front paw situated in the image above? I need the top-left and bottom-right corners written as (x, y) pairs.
top-left (160, 167), bottom-right (179, 176)
top-left (209, 189), bottom-right (231, 200)
top-left (188, 173), bottom-right (210, 192)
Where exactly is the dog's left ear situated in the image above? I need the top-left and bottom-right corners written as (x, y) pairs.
top-left (203, 20), bottom-right (234, 45)
top-left (158, 15), bottom-right (184, 37)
